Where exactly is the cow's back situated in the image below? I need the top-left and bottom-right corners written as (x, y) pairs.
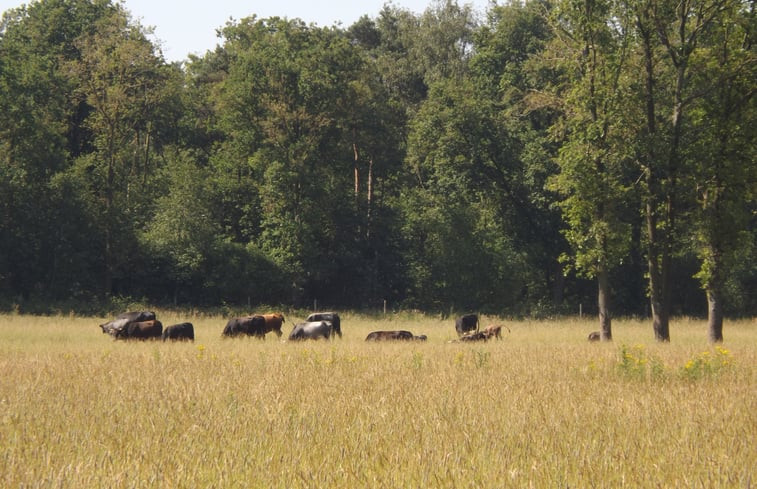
top-left (117, 311), bottom-right (156, 322)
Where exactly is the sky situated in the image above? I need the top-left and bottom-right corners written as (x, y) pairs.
top-left (1, 0), bottom-right (493, 62)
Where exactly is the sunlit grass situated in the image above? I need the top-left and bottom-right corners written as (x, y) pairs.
top-left (1, 313), bottom-right (754, 487)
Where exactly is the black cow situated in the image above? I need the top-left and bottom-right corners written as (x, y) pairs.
top-left (289, 321), bottom-right (332, 340)
top-left (414, 335), bottom-right (428, 341)
top-left (99, 311), bottom-right (156, 337)
top-left (365, 330), bottom-right (414, 341)
top-left (459, 331), bottom-right (488, 342)
top-left (222, 316), bottom-right (266, 338)
top-left (306, 312), bottom-right (341, 338)
top-left (163, 322), bottom-right (195, 341)
top-left (116, 320), bottom-right (163, 340)
top-left (455, 314), bottom-right (479, 337)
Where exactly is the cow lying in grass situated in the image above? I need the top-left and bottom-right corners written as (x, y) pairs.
top-left (365, 330), bottom-right (426, 341)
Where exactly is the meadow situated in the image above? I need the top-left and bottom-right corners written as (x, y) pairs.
top-left (0, 312), bottom-right (755, 488)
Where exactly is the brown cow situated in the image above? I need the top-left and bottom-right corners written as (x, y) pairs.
top-left (222, 316), bottom-right (266, 338)
top-left (484, 325), bottom-right (501, 340)
top-left (116, 320), bottom-right (163, 340)
top-left (261, 313), bottom-right (285, 338)
top-left (365, 330), bottom-right (414, 341)
top-left (483, 324), bottom-right (510, 340)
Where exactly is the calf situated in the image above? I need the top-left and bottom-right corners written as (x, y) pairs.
top-left (162, 322), bottom-right (195, 341)
top-left (588, 331), bottom-right (601, 342)
top-left (365, 330), bottom-right (414, 341)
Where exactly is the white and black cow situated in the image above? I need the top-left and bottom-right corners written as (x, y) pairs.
top-left (289, 321), bottom-right (332, 341)
top-left (306, 312), bottom-right (341, 338)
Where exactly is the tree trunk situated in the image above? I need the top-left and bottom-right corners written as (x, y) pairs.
top-left (646, 203), bottom-right (670, 342)
top-left (597, 266), bottom-right (612, 341)
top-left (104, 127), bottom-right (115, 297)
top-left (366, 158), bottom-right (374, 239)
top-left (707, 285), bottom-right (724, 343)
top-left (353, 137), bottom-right (360, 199)
top-left (638, 15), bottom-right (671, 342)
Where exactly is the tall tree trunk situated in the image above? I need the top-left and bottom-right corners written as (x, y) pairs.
top-left (707, 284), bottom-right (724, 343)
top-left (638, 14), bottom-right (671, 341)
top-left (366, 157), bottom-right (374, 239)
top-left (597, 265), bottom-right (612, 341)
top-left (353, 136), bottom-right (360, 199)
top-left (104, 125), bottom-right (115, 297)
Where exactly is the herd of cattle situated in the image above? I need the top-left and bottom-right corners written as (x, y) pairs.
top-left (98, 311), bottom-right (513, 343)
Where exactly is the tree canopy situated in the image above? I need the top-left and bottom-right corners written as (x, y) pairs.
top-left (1, 0), bottom-right (754, 340)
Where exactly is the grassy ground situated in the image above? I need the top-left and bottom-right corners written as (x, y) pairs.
top-left (1, 312), bottom-right (755, 488)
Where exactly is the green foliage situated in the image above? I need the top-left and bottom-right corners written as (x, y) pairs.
top-left (616, 344), bottom-right (665, 380)
top-left (0, 0), bottom-right (754, 322)
top-left (679, 347), bottom-right (733, 381)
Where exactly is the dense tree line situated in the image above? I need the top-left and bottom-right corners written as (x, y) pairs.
top-left (1, 0), bottom-right (754, 340)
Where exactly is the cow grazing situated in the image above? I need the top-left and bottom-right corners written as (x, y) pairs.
top-left (261, 313), bottom-right (285, 337)
top-left (289, 321), bottom-right (332, 341)
top-left (459, 331), bottom-right (489, 342)
top-left (588, 331), bottom-right (601, 342)
top-left (99, 311), bottom-right (156, 337)
top-left (306, 312), bottom-right (341, 338)
top-left (222, 316), bottom-right (266, 338)
top-left (365, 330), bottom-right (414, 341)
top-left (414, 335), bottom-right (428, 341)
top-left (116, 320), bottom-right (163, 340)
top-left (163, 322), bottom-right (195, 341)
top-left (455, 314), bottom-right (479, 337)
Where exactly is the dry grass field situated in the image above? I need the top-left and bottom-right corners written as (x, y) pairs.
top-left (0, 311), bottom-right (755, 488)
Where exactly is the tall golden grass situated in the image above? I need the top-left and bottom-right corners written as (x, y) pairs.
top-left (1, 312), bottom-right (754, 488)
